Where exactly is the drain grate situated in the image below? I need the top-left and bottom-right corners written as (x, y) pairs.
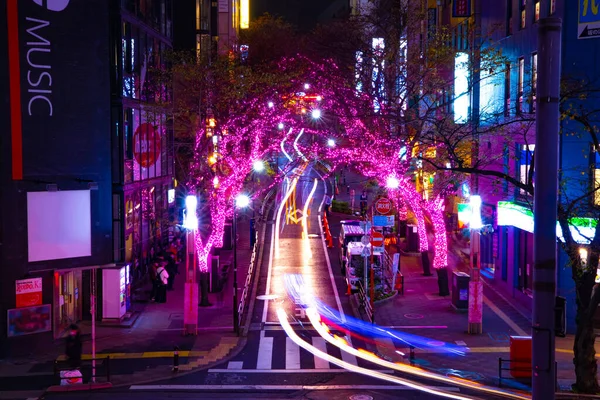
top-left (349, 395), bottom-right (373, 400)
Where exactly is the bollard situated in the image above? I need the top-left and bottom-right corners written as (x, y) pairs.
top-left (409, 346), bottom-right (415, 365)
top-left (173, 346), bottom-right (179, 372)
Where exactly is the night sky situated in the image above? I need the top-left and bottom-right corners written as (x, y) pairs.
top-left (251, 0), bottom-right (347, 31)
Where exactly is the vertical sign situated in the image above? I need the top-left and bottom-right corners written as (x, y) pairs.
top-left (579, 0), bottom-right (600, 39)
top-left (218, 0), bottom-right (228, 12)
top-left (453, 0), bottom-right (472, 18)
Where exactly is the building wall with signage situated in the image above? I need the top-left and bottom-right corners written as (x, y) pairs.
top-left (0, 0), bottom-right (112, 355)
top-left (114, 2), bottom-right (175, 284)
top-left (476, 0), bottom-right (600, 333)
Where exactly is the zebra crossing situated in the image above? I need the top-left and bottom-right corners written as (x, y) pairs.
top-left (212, 330), bottom-right (405, 372)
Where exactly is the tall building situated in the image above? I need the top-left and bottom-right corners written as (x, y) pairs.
top-left (0, 0), bottom-right (174, 356)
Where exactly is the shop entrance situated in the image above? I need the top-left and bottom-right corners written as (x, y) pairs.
top-left (54, 270), bottom-right (82, 337)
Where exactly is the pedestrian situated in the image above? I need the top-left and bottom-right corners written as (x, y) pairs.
top-left (324, 194), bottom-right (333, 216)
top-left (149, 262), bottom-right (158, 301)
top-left (165, 252), bottom-right (178, 290)
top-left (65, 324), bottom-right (82, 369)
top-left (155, 259), bottom-right (169, 303)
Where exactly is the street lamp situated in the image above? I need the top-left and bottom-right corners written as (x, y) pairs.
top-left (183, 194), bottom-right (200, 334)
top-left (386, 176), bottom-right (400, 189)
top-left (233, 194), bottom-right (250, 335)
top-left (252, 160), bottom-right (265, 173)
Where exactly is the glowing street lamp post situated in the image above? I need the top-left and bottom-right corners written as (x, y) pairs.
top-left (468, 195), bottom-right (483, 334)
top-left (183, 195), bottom-right (199, 335)
top-left (233, 194), bottom-right (250, 335)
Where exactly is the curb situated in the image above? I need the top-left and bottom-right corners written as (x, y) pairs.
top-left (46, 382), bottom-right (113, 392)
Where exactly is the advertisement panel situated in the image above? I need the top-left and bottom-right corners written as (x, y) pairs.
top-left (7, 304), bottom-right (51, 337)
top-left (15, 278), bottom-right (42, 308)
top-left (5, 0), bottom-right (110, 179)
top-left (579, 0), bottom-right (600, 39)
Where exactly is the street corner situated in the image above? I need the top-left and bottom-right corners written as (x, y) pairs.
top-left (176, 335), bottom-right (244, 372)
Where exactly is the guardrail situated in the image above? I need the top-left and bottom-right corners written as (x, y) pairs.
top-left (498, 358), bottom-right (557, 390)
top-left (357, 280), bottom-right (374, 323)
top-left (236, 188), bottom-right (275, 333)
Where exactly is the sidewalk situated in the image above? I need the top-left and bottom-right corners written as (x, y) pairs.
top-left (329, 168), bottom-right (588, 392)
top-left (0, 214), bottom-right (259, 393)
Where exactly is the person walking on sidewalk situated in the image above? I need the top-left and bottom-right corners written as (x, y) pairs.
top-left (65, 324), bottom-right (82, 369)
top-left (324, 194), bottom-right (333, 216)
top-left (165, 251), bottom-right (178, 290)
top-left (155, 259), bottom-right (169, 303)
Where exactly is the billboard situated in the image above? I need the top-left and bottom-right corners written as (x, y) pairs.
top-left (5, 0), bottom-right (110, 179)
top-left (7, 304), bottom-right (51, 337)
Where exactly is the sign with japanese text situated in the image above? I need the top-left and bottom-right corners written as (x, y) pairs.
top-left (579, 0), bottom-right (600, 39)
top-left (218, 0), bottom-right (229, 13)
top-left (453, 0), bottom-right (471, 18)
top-left (373, 215), bottom-right (395, 227)
top-left (374, 198), bottom-right (392, 215)
top-left (15, 278), bottom-right (42, 308)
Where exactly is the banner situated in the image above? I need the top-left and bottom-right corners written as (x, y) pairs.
top-left (7, 304), bottom-right (51, 337)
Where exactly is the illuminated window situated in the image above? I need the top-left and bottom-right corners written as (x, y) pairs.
top-left (520, 0), bottom-right (526, 29)
top-left (520, 144), bottom-right (535, 194)
top-left (594, 151), bottom-right (600, 206)
top-left (531, 53), bottom-right (537, 113)
top-left (454, 52), bottom-right (470, 123)
top-left (504, 63), bottom-right (511, 116)
top-left (550, 0), bottom-right (556, 14)
top-left (506, 0), bottom-right (513, 36)
top-left (517, 58), bottom-right (524, 114)
top-left (534, 1), bottom-right (540, 22)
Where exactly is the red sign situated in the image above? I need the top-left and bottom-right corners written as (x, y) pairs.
top-left (370, 230), bottom-right (384, 247)
top-left (15, 278), bottom-right (43, 308)
top-left (133, 123), bottom-right (161, 168)
top-left (453, 0), bottom-right (471, 17)
top-left (375, 198), bottom-right (392, 215)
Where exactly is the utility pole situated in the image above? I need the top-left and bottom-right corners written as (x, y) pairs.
top-left (91, 268), bottom-right (96, 383)
top-left (532, 17), bottom-right (561, 400)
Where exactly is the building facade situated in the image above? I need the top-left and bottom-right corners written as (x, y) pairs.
top-left (0, 0), bottom-right (174, 356)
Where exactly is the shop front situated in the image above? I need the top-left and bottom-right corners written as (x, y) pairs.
top-left (53, 269), bottom-right (83, 337)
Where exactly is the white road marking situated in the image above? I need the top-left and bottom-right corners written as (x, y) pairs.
top-left (455, 341), bottom-right (467, 346)
top-left (311, 337), bottom-right (331, 369)
top-left (130, 384), bottom-right (459, 391)
top-left (285, 337), bottom-right (301, 369)
top-left (227, 361), bottom-right (243, 369)
top-left (205, 369), bottom-right (396, 374)
top-left (256, 336), bottom-right (273, 370)
top-left (483, 294), bottom-right (527, 336)
top-left (341, 335), bottom-right (358, 366)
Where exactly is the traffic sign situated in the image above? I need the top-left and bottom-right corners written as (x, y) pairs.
top-left (375, 198), bottom-right (392, 215)
top-left (360, 235), bottom-right (370, 246)
top-left (373, 215), bottom-right (395, 227)
top-left (370, 230), bottom-right (384, 247)
top-left (361, 246), bottom-right (371, 257)
top-left (579, 0), bottom-right (600, 40)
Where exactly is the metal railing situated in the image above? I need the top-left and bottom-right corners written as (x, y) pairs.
top-left (236, 188), bottom-right (274, 333)
top-left (498, 358), bottom-right (557, 390)
top-left (357, 280), bottom-right (374, 323)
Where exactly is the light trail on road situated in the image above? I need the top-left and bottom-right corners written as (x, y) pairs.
top-left (281, 128), bottom-right (294, 162)
top-left (276, 307), bottom-right (480, 400)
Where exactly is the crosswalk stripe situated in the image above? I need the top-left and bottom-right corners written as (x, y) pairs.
top-left (227, 361), bottom-right (243, 369)
top-left (311, 337), bottom-right (330, 369)
top-left (285, 337), bottom-right (301, 369)
top-left (257, 336), bottom-right (273, 370)
top-left (340, 336), bottom-right (358, 366)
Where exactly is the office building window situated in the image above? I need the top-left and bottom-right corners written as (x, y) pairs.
top-left (520, 0), bottom-right (526, 29)
top-left (517, 57), bottom-right (524, 114)
top-left (504, 63), bottom-right (511, 116)
top-left (534, 0), bottom-right (540, 22)
top-left (531, 53), bottom-right (537, 113)
top-left (507, 0), bottom-right (513, 36)
top-left (593, 150), bottom-right (600, 206)
top-left (520, 144), bottom-right (535, 194)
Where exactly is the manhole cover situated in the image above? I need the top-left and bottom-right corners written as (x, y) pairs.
top-left (256, 294), bottom-right (279, 301)
top-left (403, 313), bottom-right (424, 319)
top-left (349, 395), bottom-right (373, 400)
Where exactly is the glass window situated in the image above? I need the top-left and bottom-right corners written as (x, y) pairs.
top-left (504, 63), bottom-right (511, 116)
top-left (520, 0), bottom-right (526, 29)
top-left (519, 144), bottom-right (535, 194)
top-left (550, 0), bottom-right (556, 14)
top-left (531, 53), bottom-right (537, 113)
top-left (594, 151), bottom-right (600, 206)
top-left (506, 0), bottom-right (513, 36)
top-left (534, 1), bottom-right (540, 22)
top-left (517, 57), bottom-right (524, 114)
